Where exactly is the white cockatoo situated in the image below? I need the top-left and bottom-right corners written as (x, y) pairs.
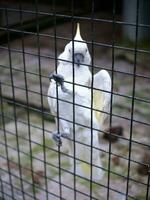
top-left (47, 23), bottom-right (111, 181)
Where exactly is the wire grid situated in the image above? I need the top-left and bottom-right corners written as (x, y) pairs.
top-left (0, 0), bottom-right (150, 200)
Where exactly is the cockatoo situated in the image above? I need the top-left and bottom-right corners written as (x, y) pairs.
top-left (47, 23), bottom-right (111, 181)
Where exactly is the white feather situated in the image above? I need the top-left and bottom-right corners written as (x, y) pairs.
top-left (47, 24), bottom-right (111, 181)
top-left (93, 70), bottom-right (111, 130)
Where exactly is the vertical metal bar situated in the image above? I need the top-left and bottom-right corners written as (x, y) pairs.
top-left (125, 0), bottom-right (139, 199)
top-left (146, 172), bottom-right (150, 200)
top-left (5, 7), bottom-right (25, 199)
top-left (0, 82), bottom-right (14, 199)
top-left (90, 0), bottom-right (95, 199)
top-left (71, 1), bottom-right (76, 199)
top-left (18, 4), bottom-right (37, 199)
top-left (0, 175), bottom-right (5, 199)
top-left (35, 1), bottom-right (49, 199)
top-left (107, 0), bottom-right (116, 199)
top-left (53, 0), bottom-right (62, 198)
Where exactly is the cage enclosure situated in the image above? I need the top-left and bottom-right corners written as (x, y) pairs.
top-left (0, 0), bottom-right (149, 200)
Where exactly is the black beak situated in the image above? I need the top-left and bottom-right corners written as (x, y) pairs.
top-left (74, 53), bottom-right (84, 66)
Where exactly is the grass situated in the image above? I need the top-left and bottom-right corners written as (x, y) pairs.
top-left (77, 176), bottom-right (106, 200)
top-left (0, 99), bottom-right (54, 129)
top-left (125, 92), bottom-right (150, 121)
top-left (61, 160), bottom-right (70, 169)
top-left (0, 81), bottom-right (148, 199)
top-left (134, 88), bottom-right (150, 100)
top-left (0, 145), bottom-right (5, 155)
top-left (0, 102), bottom-right (21, 126)
top-left (31, 138), bottom-right (54, 157)
top-left (112, 87), bottom-right (150, 122)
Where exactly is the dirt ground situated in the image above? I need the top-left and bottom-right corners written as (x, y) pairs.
top-left (0, 20), bottom-right (150, 200)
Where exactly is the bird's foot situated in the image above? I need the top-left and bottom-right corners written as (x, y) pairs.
top-left (49, 73), bottom-right (64, 86)
top-left (52, 130), bottom-right (71, 146)
top-left (61, 133), bottom-right (71, 139)
top-left (52, 132), bottom-right (62, 147)
top-left (49, 73), bottom-right (68, 93)
top-left (61, 127), bottom-right (71, 139)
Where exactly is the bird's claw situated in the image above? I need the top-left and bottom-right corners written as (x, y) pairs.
top-left (49, 73), bottom-right (64, 86)
top-left (52, 133), bottom-right (62, 147)
top-left (49, 73), bottom-right (69, 93)
top-left (52, 131), bottom-right (70, 146)
top-left (61, 133), bottom-right (70, 139)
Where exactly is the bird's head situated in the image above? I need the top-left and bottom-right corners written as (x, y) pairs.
top-left (59, 23), bottom-right (91, 67)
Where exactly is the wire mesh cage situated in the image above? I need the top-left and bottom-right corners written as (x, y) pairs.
top-left (0, 0), bottom-right (149, 200)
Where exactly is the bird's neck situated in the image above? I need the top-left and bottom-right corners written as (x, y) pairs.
top-left (57, 64), bottom-right (91, 85)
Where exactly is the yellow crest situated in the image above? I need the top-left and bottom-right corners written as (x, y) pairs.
top-left (74, 23), bottom-right (83, 41)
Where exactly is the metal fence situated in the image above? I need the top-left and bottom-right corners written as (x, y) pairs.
top-left (0, 0), bottom-right (149, 200)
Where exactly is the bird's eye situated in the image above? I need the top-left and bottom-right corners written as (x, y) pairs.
top-left (85, 49), bottom-right (87, 53)
top-left (69, 49), bottom-right (71, 53)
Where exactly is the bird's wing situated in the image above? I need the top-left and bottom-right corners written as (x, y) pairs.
top-left (93, 70), bottom-right (111, 130)
top-left (47, 81), bottom-right (57, 116)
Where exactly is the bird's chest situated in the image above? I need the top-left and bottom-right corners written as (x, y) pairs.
top-left (58, 65), bottom-right (90, 86)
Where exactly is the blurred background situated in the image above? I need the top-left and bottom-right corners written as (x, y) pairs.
top-left (0, 0), bottom-right (149, 200)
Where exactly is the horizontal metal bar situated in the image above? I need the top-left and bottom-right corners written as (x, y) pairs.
top-left (0, 146), bottom-right (143, 200)
top-left (0, 112), bottom-right (149, 169)
top-left (0, 119), bottom-right (147, 173)
top-left (1, 127), bottom-right (148, 187)
top-left (0, 161), bottom-right (102, 200)
top-left (1, 80), bottom-right (150, 128)
top-left (0, 63), bottom-right (149, 106)
top-left (0, 46), bottom-right (150, 79)
top-left (1, 92), bottom-right (150, 147)
top-left (0, 179), bottom-right (38, 200)
top-left (0, 7), bottom-right (150, 29)
top-left (1, 26), bottom-right (150, 56)
top-left (0, 44), bottom-right (149, 81)
top-left (0, 179), bottom-right (31, 200)
top-left (0, 166), bottom-right (66, 200)
top-left (0, 4), bottom-right (149, 200)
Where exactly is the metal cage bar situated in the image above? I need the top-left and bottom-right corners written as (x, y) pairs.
top-left (0, 0), bottom-right (149, 200)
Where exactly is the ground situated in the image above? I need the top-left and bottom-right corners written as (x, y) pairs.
top-left (0, 20), bottom-right (149, 200)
